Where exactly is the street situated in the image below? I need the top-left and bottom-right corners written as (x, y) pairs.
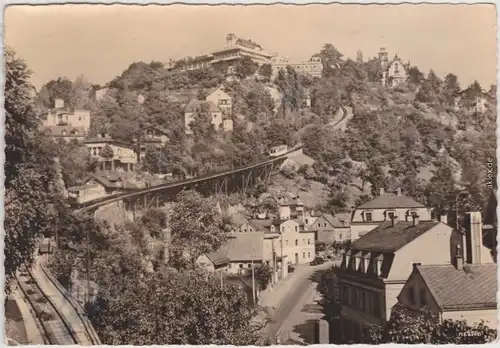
top-left (263, 259), bottom-right (340, 343)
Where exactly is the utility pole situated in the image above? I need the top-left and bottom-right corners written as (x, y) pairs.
top-left (251, 242), bottom-right (256, 305)
top-left (86, 226), bottom-right (91, 304)
top-left (280, 232), bottom-right (284, 279)
top-left (220, 271), bottom-right (223, 289)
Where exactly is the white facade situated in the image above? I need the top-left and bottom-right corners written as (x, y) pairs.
top-left (67, 181), bottom-right (107, 203)
top-left (40, 99), bottom-right (91, 133)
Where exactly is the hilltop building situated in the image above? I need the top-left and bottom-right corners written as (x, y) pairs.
top-left (379, 48), bottom-right (409, 87)
top-left (270, 56), bottom-right (323, 79)
top-left (177, 33), bottom-right (276, 73)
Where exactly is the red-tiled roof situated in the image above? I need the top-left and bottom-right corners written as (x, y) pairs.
top-left (357, 194), bottom-right (425, 209)
top-left (417, 264), bottom-right (497, 310)
top-left (351, 221), bottom-right (441, 252)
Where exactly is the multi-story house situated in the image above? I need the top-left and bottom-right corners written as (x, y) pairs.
top-left (308, 213), bottom-right (351, 244)
top-left (337, 214), bottom-right (458, 343)
top-left (184, 100), bottom-right (224, 134)
top-left (350, 188), bottom-right (432, 240)
top-left (270, 56), bottom-right (323, 79)
top-left (379, 48), bottom-right (409, 87)
top-left (204, 85), bottom-right (232, 114)
top-left (397, 212), bottom-right (497, 329)
top-left (241, 203), bottom-right (315, 266)
top-left (257, 192), bottom-right (305, 221)
top-left (40, 98), bottom-right (91, 133)
top-left (184, 85), bottom-right (234, 134)
top-left (83, 135), bottom-right (137, 172)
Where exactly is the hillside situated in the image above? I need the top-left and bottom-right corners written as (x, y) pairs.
top-left (36, 45), bottom-right (497, 219)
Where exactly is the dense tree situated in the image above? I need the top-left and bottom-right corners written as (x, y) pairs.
top-left (367, 303), bottom-right (497, 344)
top-left (59, 142), bottom-right (98, 187)
top-left (316, 266), bottom-right (342, 343)
top-left (254, 263), bottom-right (273, 290)
top-left (443, 73), bottom-right (461, 105)
top-left (315, 43), bottom-right (344, 77)
top-left (407, 66), bottom-right (425, 85)
top-left (258, 63), bottom-right (273, 80)
top-left (169, 191), bottom-right (227, 268)
top-left (4, 48), bottom-right (56, 290)
top-left (235, 56), bottom-right (259, 79)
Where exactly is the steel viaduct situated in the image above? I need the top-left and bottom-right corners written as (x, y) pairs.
top-left (76, 144), bottom-right (304, 214)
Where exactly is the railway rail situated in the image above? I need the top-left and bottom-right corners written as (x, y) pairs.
top-left (15, 260), bottom-right (100, 345)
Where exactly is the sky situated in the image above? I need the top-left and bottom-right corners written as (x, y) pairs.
top-left (4, 4), bottom-right (497, 90)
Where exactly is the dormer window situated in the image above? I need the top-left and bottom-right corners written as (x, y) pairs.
top-left (364, 211), bottom-right (373, 222)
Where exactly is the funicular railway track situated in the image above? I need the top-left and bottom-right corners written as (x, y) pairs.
top-left (15, 264), bottom-right (80, 345)
top-left (15, 259), bottom-right (101, 345)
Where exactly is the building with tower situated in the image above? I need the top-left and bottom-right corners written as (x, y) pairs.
top-left (379, 48), bottom-right (410, 87)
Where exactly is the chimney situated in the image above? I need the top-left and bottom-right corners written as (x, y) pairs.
top-left (464, 212), bottom-right (492, 264)
top-left (440, 214), bottom-right (448, 225)
top-left (412, 214), bottom-right (420, 226)
top-left (391, 214), bottom-right (399, 227)
top-left (379, 188), bottom-right (385, 196)
top-left (455, 244), bottom-right (464, 270)
top-left (396, 188), bottom-right (402, 196)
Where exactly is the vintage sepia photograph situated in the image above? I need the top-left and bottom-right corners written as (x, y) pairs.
top-left (3, 3), bottom-right (498, 345)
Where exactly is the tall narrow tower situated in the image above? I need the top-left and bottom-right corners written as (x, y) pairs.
top-left (379, 48), bottom-right (389, 86)
top-left (378, 48), bottom-right (389, 70)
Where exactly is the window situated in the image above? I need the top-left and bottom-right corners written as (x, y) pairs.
top-left (308, 239), bottom-right (311, 245)
top-left (365, 212), bottom-right (373, 222)
top-left (318, 223), bottom-right (321, 228)
top-left (387, 211), bottom-right (395, 219)
top-left (295, 239), bottom-right (298, 246)
top-left (324, 223), bottom-right (327, 227)
top-left (308, 252), bottom-right (311, 258)
top-left (339, 234), bottom-right (342, 240)
top-left (285, 240), bottom-right (288, 245)
top-left (281, 227), bottom-right (284, 232)
top-left (239, 264), bottom-right (243, 269)
top-left (247, 263), bottom-right (252, 268)
top-left (295, 226), bottom-right (298, 232)
top-left (303, 252), bottom-right (306, 259)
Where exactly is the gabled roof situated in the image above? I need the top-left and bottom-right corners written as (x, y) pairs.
top-left (416, 264), bottom-right (497, 310)
top-left (351, 221), bottom-right (441, 252)
top-left (185, 99), bottom-right (221, 113)
top-left (206, 249), bottom-right (231, 266)
top-left (41, 125), bottom-right (85, 137)
top-left (357, 194), bottom-right (425, 210)
top-left (321, 213), bottom-right (350, 228)
top-left (225, 232), bottom-right (264, 261)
